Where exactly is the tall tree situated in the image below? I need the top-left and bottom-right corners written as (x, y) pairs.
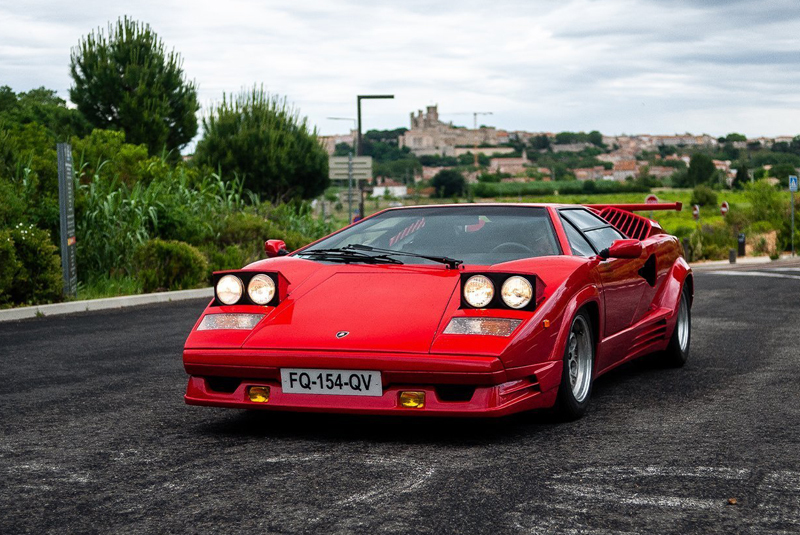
top-left (687, 153), bottom-right (716, 186)
top-left (194, 86), bottom-right (329, 201)
top-left (0, 87), bottom-right (90, 141)
top-left (431, 169), bottom-right (466, 197)
top-left (732, 164), bottom-right (749, 190)
top-left (69, 17), bottom-right (198, 156)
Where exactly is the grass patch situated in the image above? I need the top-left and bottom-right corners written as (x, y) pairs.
top-left (76, 274), bottom-right (143, 300)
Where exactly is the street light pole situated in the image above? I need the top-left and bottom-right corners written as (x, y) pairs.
top-left (356, 94), bottom-right (394, 219)
top-left (356, 95), bottom-right (394, 157)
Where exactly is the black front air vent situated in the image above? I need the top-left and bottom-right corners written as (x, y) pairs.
top-left (206, 376), bottom-right (242, 393)
top-left (435, 384), bottom-right (476, 403)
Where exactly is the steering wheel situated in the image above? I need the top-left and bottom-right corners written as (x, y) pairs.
top-left (490, 242), bottom-right (534, 254)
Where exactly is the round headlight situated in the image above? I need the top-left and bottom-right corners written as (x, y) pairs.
top-left (464, 275), bottom-right (495, 308)
top-left (248, 274), bottom-right (276, 305)
top-left (216, 275), bottom-right (244, 305)
top-left (501, 276), bottom-right (533, 309)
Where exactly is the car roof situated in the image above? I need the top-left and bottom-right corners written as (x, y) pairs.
top-left (380, 202), bottom-right (579, 212)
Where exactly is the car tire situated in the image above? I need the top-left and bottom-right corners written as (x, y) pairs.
top-left (554, 309), bottom-right (595, 421)
top-left (662, 286), bottom-right (691, 367)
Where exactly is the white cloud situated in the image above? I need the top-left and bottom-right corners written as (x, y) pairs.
top-left (1, 0), bottom-right (799, 139)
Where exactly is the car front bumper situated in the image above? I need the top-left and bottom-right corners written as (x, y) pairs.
top-left (183, 349), bottom-right (561, 417)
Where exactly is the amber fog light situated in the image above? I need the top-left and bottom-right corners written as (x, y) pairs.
top-left (399, 391), bottom-right (425, 408)
top-left (247, 386), bottom-right (270, 403)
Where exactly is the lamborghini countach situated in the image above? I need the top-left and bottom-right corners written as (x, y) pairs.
top-left (183, 202), bottom-right (692, 419)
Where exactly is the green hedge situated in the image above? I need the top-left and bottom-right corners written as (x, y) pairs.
top-left (0, 225), bottom-right (63, 307)
top-left (470, 180), bottom-right (649, 198)
top-left (133, 239), bottom-right (208, 293)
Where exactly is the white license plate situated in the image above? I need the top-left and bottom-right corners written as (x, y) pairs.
top-left (280, 368), bottom-right (382, 397)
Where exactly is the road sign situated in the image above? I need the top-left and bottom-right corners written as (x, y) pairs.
top-left (57, 143), bottom-right (77, 297)
top-left (720, 201), bottom-right (729, 216)
top-left (692, 204), bottom-right (700, 221)
top-left (790, 175), bottom-right (798, 193)
top-left (645, 194), bottom-right (659, 204)
top-left (329, 156), bottom-right (372, 182)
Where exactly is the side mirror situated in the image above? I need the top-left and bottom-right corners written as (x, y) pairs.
top-left (265, 239), bottom-right (289, 258)
top-left (599, 239), bottom-right (642, 260)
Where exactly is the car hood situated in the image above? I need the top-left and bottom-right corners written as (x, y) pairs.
top-left (242, 269), bottom-right (460, 353)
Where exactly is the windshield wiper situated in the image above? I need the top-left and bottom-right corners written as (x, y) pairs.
top-left (346, 244), bottom-right (462, 269)
top-left (298, 247), bottom-right (403, 265)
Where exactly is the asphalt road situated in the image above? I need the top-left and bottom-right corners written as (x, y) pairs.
top-left (2, 267), bottom-right (799, 534)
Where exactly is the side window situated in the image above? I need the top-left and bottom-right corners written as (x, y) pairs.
top-left (561, 217), bottom-right (596, 257)
top-left (584, 226), bottom-right (624, 251)
top-left (561, 208), bottom-right (625, 253)
top-left (561, 209), bottom-right (608, 230)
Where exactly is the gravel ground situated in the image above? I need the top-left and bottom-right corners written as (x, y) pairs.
top-left (1, 269), bottom-right (799, 534)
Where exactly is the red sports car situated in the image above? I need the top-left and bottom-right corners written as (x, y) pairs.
top-left (183, 202), bottom-right (692, 419)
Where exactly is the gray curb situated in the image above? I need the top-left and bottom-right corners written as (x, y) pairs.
top-left (0, 287), bottom-right (213, 322)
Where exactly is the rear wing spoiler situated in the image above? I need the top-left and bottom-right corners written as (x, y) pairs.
top-left (582, 202), bottom-right (682, 212)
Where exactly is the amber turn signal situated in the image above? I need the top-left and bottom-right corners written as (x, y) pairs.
top-left (399, 391), bottom-right (425, 408)
top-left (247, 386), bottom-right (270, 403)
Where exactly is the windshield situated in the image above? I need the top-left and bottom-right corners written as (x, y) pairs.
top-left (299, 206), bottom-right (561, 265)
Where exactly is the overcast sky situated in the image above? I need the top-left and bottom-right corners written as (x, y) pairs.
top-left (2, 0), bottom-right (800, 140)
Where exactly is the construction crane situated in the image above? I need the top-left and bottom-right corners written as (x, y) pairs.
top-left (471, 112), bottom-right (493, 167)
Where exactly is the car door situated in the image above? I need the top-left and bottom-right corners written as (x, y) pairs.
top-left (560, 209), bottom-right (647, 338)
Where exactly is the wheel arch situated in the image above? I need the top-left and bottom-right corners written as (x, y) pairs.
top-left (683, 272), bottom-right (694, 307)
top-left (553, 285), bottom-right (602, 368)
top-left (580, 300), bottom-right (601, 356)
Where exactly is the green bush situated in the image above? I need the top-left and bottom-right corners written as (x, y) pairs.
top-left (133, 239), bottom-right (208, 292)
top-left (690, 185), bottom-right (718, 207)
top-left (0, 230), bottom-right (19, 304)
top-left (215, 212), bottom-right (312, 259)
top-left (267, 202), bottom-right (332, 241)
top-left (745, 180), bottom-right (786, 227)
top-left (689, 223), bottom-right (735, 260)
top-left (431, 169), bottom-right (466, 198)
top-left (194, 86), bottom-right (328, 200)
top-left (202, 244), bottom-right (249, 272)
top-left (4, 224), bottom-right (63, 305)
top-left (750, 220), bottom-right (774, 233)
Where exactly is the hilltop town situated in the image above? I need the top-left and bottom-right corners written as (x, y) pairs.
top-left (320, 104), bottom-right (796, 189)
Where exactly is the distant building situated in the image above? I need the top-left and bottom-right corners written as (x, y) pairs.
top-left (551, 142), bottom-right (592, 153)
top-left (489, 150), bottom-right (529, 175)
top-left (712, 159), bottom-right (732, 173)
top-left (612, 160), bottom-right (638, 181)
top-left (453, 146), bottom-right (515, 157)
top-left (371, 179), bottom-right (408, 198)
top-left (398, 105), bottom-right (500, 156)
top-left (319, 131), bottom-right (355, 155)
top-left (647, 166), bottom-right (678, 180)
top-left (574, 166), bottom-right (607, 181)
